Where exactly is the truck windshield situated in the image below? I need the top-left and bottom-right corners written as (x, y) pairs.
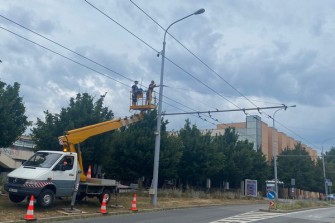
top-left (23, 152), bottom-right (62, 168)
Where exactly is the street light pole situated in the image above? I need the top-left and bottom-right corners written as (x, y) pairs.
top-left (152, 8), bottom-right (205, 206)
top-left (272, 105), bottom-right (296, 200)
top-left (322, 145), bottom-right (327, 199)
top-left (321, 137), bottom-right (335, 199)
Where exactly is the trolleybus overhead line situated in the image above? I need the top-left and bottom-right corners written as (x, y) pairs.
top-left (162, 105), bottom-right (292, 116)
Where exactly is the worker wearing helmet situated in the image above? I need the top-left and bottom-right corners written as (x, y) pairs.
top-left (132, 81), bottom-right (139, 105)
top-left (146, 80), bottom-right (158, 105)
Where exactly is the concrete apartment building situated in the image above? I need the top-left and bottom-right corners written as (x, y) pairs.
top-left (207, 115), bottom-right (318, 161)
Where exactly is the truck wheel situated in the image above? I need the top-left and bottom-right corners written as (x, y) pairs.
top-left (99, 189), bottom-right (111, 204)
top-left (9, 193), bottom-right (26, 203)
top-left (37, 189), bottom-right (54, 207)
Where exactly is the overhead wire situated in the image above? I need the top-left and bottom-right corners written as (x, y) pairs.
top-left (273, 119), bottom-right (319, 150)
top-left (128, 0), bottom-right (315, 149)
top-left (129, 0), bottom-right (240, 108)
top-left (129, 0), bottom-right (272, 113)
top-left (83, 0), bottom-right (227, 126)
top-left (0, 26), bottom-right (126, 87)
top-left (128, 1), bottom-right (273, 125)
top-left (124, 3), bottom-right (260, 113)
top-left (168, 85), bottom-right (284, 107)
top-left (163, 105), bottom-right (289, 116)
top-left (83, 0), bottom-right (241, 127)
top-left (85, 0), bottom-right (315, 145)
top-left (84, 0), bottom-right (242, 109)
top-left (84, 0), bottom-right (157, 53)
top-left (1, 3), bottom-right (313, 148)
top-left (160, 93), bottom-right (222, 125)
top-left (128, 1), bottom-right (264, 112)
top-left (0, 14), bottom-right (134, 83)
top-left (2, 7), bottom-right (221, 127)
top-left (0, 16), bottom-right (219, 127)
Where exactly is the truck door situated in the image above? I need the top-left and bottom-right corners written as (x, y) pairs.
top-left (52, 156), bottom-right (76, 196)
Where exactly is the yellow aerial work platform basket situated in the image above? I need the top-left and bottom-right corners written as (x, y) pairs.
top-left (130, 90), bottom-right (156, 111)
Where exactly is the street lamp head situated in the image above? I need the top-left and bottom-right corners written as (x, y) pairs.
top-left (283, 104), bottom-right (296, 110)
top-left (194, 8), bottom-right (205, 15)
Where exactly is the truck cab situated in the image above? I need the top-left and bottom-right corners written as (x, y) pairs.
top-left (5, 151), bottom-right (78, 207)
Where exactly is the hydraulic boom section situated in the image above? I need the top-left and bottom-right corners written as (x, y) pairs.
top-left (58, 114), bottom-right (143, 181)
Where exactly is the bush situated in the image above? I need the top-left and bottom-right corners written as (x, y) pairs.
top-left (158, 188), bottom-right (248, 200)
top-left (277, 200), bottom-right (328, 210)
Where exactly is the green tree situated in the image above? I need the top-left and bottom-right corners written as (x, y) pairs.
top-left (324, 147), bottom-right (335, 193)
top-left (178, 120), bottom-right (225, 188)
top-left (159, 131), bottom-right (184, 185)
top-left (31, 93), bottom-right (114, 169)
top-left (247, 149), bottom-right (271, 186)
top-left (105, 111), bottom-right (157, 183)
top-left (0, 81), bottom-right (30, 147)
top-left (277, 143), bottom-right (316, 191)
top-left (219, 128), bottom-right (270, 189)
top-left (311, 157), bottom-right (325, 192)
top-left (105, 110), bottom-right (183, 186)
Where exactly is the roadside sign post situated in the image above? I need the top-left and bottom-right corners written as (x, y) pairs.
top-left (245, 179), bottom-right (257, 197)
top-left (291, 178), bottom-right (295, 199)
top-left (267, 191), bottom-right (277, 210)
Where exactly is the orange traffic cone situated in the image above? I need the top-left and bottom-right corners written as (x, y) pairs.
top-left (87, 165), bottom-right (92, 179)
top-left (99, 194), bottom-right (108, 214)
top-left (24, 195), bottom-right (36, 221)
top-left (130, 193), bottom-right (138, 212)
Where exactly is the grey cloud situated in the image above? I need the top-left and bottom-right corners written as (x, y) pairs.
top-left (2, 0), bottom-right (335, 151)
top-left (2, 6), bottom-right (56, 34)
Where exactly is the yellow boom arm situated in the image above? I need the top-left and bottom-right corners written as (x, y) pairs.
top-left (58, 114), bottom-right (143, 181)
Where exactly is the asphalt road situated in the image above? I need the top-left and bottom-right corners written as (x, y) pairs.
top-left (56, 203), bottom-right (268, 223)
top-left (257, 206), bottom-right (335, 223)
top-left (55, 204), bottom-right (335, 223)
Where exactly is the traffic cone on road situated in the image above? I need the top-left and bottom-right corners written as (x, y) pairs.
top-left (130, 193), bottom-right (138, 212)
top-left (87, 165), bottom-right (92, 179)
top-left (99, 194), bottom-right (108, 214)
top-left (24, 195), bottom-right (36, 221)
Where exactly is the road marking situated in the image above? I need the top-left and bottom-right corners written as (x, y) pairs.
top-left (210, 211), bottom-right (286, 223)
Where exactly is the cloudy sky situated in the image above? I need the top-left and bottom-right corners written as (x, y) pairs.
top-left (1, 0), bottom-right (335, 153)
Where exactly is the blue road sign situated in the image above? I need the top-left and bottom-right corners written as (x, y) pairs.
top-left (267, 191), bottom-right (276, 200)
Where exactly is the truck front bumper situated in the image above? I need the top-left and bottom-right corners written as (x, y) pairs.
top-left (5, 183), bottom-right (43, 197)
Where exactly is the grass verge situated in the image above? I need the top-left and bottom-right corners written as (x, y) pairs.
top-left (0, 190), bottom-right (266, 222)
top-left (276, 200), bottom-right (330, 211)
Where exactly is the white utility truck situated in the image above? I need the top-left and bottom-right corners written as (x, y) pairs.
top-left (5, 114), bottom-right (143, 207)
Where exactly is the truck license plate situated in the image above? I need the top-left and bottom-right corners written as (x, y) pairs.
top-left (9, 188), bottom-right (18, 192)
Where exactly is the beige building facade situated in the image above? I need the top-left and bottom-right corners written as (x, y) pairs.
top-left (207, 115), bottom-right (317, 161)
top-left (0, 135), bottom-right (35, 172)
